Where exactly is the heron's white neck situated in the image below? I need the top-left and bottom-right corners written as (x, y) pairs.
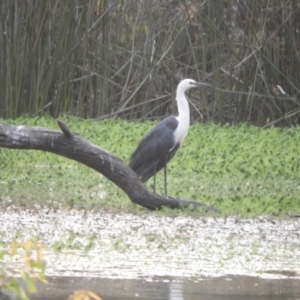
top-left (174, 88), bottom-right (190, 144)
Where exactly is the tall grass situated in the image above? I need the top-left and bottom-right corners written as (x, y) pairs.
top-left (0, 0), bottom-right (299, 126)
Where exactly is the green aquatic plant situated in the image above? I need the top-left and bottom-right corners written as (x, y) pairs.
top-left (0, 117), bottom-right (300, 215)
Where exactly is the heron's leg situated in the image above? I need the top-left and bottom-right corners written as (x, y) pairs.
top-left (153, 165), bottom-right (156, 194)
top-left (164, 164), bottom-right (167, 196)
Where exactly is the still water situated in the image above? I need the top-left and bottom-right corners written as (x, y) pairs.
top-left (29, 275), bottom-right (300, 300)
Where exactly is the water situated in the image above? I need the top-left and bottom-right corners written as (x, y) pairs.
top-left (28, 275), bottom-right (300, 300)
top-left (1, 209), bottom-right (299, 299)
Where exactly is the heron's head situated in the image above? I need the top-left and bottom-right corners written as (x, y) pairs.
top-left (177, 78), bottom-right (210, 94)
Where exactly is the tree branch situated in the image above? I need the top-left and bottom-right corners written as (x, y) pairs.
top-left (0, 121), bottom-right (216, 211)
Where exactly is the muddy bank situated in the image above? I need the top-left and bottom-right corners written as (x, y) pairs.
top-left (0, 205), bottom-right (299, 280)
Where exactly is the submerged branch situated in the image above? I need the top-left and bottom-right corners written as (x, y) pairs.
top-left (0, 121), bottom-right (215, 212)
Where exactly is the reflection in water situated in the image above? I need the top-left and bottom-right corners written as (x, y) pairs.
top-left (26, 275), bottom-right (300, 300)
top-left (169, 282), bottom-right (183, 300)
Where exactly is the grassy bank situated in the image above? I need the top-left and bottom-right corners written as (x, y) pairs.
top-left (0, 117), bottom-right (299, 216)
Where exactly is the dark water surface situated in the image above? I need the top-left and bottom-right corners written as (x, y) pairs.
top-left (29, 275), bottom-right (300, 300)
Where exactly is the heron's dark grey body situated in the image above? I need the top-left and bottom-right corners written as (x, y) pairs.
top-left (129, 116), bottom-right (180, 182)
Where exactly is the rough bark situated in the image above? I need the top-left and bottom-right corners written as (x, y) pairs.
top-left (0, 121), bottom-right (215, 211)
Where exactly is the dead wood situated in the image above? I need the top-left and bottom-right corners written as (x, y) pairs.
top-left (0, 121), bottom-right (216, 211)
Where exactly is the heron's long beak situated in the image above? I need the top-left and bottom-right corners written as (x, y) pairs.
top-left (194, 82), bottom-right (211, 87)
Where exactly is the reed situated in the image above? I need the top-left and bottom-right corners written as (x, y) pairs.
top-left (0, 0), bottom-right (299, 126)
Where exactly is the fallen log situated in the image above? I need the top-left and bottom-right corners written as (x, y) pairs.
top-left (0, 121), bottom-right (216, 211)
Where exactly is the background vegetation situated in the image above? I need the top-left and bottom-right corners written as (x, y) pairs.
top-left (0, 0), bottom-right (299, 126)
top-left (1, 117), bottom-right (299, 216)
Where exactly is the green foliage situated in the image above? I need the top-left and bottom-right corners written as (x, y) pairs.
top-left (0, 240), bottom-right (47, 300)
top-left (0, 117), bottom-right (300, 216)
top-left (0, 239), bottom-right (102, 300)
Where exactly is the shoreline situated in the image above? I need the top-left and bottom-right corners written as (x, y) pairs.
top-left (0, 205), bottom-right (299, 280)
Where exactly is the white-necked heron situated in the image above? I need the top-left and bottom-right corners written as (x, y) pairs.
top-left (129, 79), bottom-right (204, 195)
